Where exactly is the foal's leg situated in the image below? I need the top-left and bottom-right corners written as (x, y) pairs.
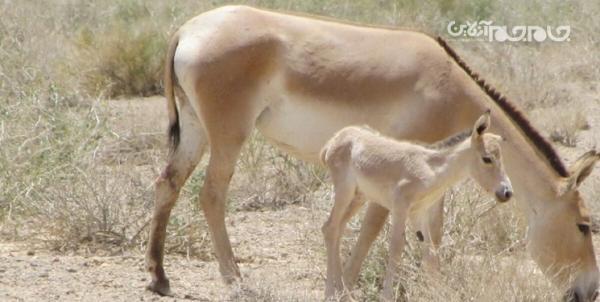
top-left (410, 196), bottom-right (444, 273)
top-left (342, 203), bottom-right (389, 288)
top-left (382, 201), bottom-right (410, 301)
top-left (340, 192), bottom-right (366, 227)
top-left (146, 102), bottom-right (207, 295)
top-left (322, 173), bottom-right (357, 299)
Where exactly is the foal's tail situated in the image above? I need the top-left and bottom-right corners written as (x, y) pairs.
top-left (319, 133), bottom-right (338, 166)
top-left (319, 142), bottom-right (330, 166)
top-left (164, 31), bottom-right (181, 154)
top-left (320, 128), bottom-right (353, 166)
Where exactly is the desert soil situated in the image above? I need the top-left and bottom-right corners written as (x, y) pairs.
top-left (0, 205), bottom-right (328, 301)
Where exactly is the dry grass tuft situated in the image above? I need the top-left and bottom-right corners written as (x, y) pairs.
top-left (233, 133), bottom-right (327, 212)
top-left (75, 24), bottom-right (166, 98)
top-left (548, 109), bottom-right (590, 147)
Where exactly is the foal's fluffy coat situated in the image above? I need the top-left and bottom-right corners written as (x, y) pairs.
top-left (320, 113), bottom-right (512, 300)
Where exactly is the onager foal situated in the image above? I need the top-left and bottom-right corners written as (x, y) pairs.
top-left (320, 112), bottom-right (513, 300)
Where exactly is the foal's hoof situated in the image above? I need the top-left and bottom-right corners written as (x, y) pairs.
top-left (146, 279), bottom-right (172, 296)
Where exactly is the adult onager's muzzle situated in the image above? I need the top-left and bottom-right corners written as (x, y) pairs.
top-left (564, 288), bottom-right (599, 302)
top-left (495, 184), bottom-right (513, 202)
top-left (564, 270), bottom-right (600, 302)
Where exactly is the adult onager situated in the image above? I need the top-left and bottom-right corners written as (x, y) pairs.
top-left (320, 113), bottom-right (512, 300)
top-left (146, 5), bottom-right (600, 301)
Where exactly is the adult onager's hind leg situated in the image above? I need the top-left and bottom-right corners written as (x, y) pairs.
top-left (146, 102), bottom-right (207, 295)
top-left (195, 89), bottom-right (258, 284)
top-left (200, 139), bottom-right (247, 284)
top-left (342, 203), bottom-right (389, 289)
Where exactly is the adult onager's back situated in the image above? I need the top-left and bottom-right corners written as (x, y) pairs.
top-left (146, 5), bottom-right (600, 301)
top-left (320, 113), bottom-right (512, 300)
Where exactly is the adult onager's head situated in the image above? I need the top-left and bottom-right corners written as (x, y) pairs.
top-left (536, 150), bottom-right (600, 302)
top-left (319, 112), bottom-right (512, 299)
top-left (468, 112), bottom-right (513, 202)
top-left (438, 38), bottom-right (600, 301)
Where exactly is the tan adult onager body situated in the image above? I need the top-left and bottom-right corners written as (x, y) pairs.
top-left (320, 114), bottom-right (513, 300)
top-left (145, 5), bottom-right (600, 301)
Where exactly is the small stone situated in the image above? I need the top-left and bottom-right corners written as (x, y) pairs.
top-left (39, 272), bottom-right (49, 278)
top-left (66, 268), bottom-right (77, 273)
top-left (26, 251), bottom-right (35, 256)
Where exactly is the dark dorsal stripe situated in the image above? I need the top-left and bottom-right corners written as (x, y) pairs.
top-left (435, 37), bottom-right (569, 178)
top-left (429, 129), bottom-right (472, 150)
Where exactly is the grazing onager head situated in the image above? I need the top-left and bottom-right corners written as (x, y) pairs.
top-left (550, 150), bottom-right (600, 302)
top-left (468, 111), bottom-right (513, 203)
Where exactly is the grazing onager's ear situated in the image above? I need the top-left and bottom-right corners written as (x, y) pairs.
top-left (567, 150), bottom-right (600, 191)
top-left (473, 110), bottom-right (491, 137)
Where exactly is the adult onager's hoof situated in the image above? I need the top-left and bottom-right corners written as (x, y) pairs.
top-left (146, 279), bottom-right (172, 296)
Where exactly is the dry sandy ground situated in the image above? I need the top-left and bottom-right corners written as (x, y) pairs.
top-left (1, 87), bottom-right (598, 301)
top-left (0, 205), bottom-right (327, 301)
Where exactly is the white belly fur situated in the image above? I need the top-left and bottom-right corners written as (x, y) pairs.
top-left (255, 74), bottom-right (423, 163)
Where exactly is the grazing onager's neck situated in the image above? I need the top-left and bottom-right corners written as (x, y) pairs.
top-left (436, 37), bottom-right (564, 219)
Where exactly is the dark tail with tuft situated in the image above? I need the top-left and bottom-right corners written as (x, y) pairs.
top-left (164, 32), bottom-right (181, 153)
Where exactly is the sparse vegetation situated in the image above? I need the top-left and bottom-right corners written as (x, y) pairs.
top-left (0, 0), bottom-right (598, 301)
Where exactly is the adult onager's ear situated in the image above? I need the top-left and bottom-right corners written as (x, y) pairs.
top-left (473, 110), bottom-right (491, 136)
top-left (567, 150), bottom-right (599, 191)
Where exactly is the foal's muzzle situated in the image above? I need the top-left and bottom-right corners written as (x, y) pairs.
top-left (495, 186), bottom-right (513, 202)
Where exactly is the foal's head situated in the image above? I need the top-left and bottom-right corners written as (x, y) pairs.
top-left (468, 111), bottom-right (513, 202)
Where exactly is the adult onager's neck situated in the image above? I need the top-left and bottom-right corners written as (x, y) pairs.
top-left (437, 38), bottom-right (598, 300)
top-left (438, 39), bottom-right (564, 218)
top-left (462, 85), bottom-right (560, 218)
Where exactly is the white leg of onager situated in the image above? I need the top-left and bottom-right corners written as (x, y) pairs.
top-left (343, 203), bottom-right (389, 289)
top-left (410, 196), bottom-right (444, 273)
top-left (146, 104), bottom-right (207, 296)
top-left (381, 202), bottom-right (409, 301)
top-left (323, 174), bottom-right (356, 299)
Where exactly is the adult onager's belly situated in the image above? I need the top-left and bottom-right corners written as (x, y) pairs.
top-left (254, 73), bottom-right (451, 163)
top-left (255, 80), bottom-right (421, 162)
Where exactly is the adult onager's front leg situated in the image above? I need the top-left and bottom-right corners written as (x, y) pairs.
top-left (410, 196), bottom-right (444, 273)
top-left (382, 199), bottom-right (410, 301)
top-left (343, 203), bottom-right (389, 289)
top-left (342, 197), bottom-right (443, 291)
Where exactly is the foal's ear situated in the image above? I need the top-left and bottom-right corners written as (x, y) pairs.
top-left (473, 110), bottom-right (491, 136)
top-left (566, 150), bottom-right (600, 191)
